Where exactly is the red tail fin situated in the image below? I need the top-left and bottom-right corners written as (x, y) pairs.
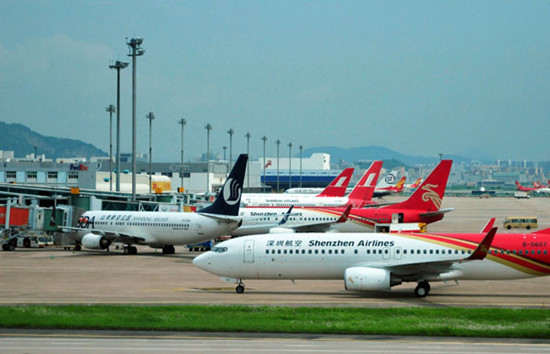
top-left (385, 160), bottom-right (452, 211)
top-left (391, 177), bottom-right (406, 192)
top-left (317, 168), bottom-right (354, 197)
top-left (346, 161), bottom-right (383, 207)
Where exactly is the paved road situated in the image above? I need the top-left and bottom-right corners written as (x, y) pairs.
top-left (1, 330), bottom-right (550, 354)
top-left (1, 197), bottom-right (550, 307)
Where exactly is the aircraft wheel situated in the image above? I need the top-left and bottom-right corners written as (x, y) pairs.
top-left (128, 246), bottom-right (138, 255)
top-left (8, 243), bottom-right (16, 252)
top-left (415, 281), bottom-right (430, 298)
top-left (162, 245), bottom-right (175, 254)
top-left (23, 238), bottom-right (31, 248)
top-left (74, 244), bottom-right (82, 251)
top-left (2, 244), bottom-right (8, 251)
top-left (236, 285), bottom-right (245, 294)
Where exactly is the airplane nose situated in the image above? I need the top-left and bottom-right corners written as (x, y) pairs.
top-left (192, 253), bottom-right (211, 271)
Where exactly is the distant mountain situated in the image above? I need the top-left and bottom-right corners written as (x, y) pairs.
top-left (303, 145), bottom-right (477, 166)
top-left (0, 121), bottom-right (106, 159)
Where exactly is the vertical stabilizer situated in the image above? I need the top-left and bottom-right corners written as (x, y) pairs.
top-left (199, 154), bottom-right (248, 216)
top-left (385, 160), bottom-right (452, 211)
top-left (317, 168), bottom-right (354, 197)
top-left (346, 161), bottom-right (383, 207)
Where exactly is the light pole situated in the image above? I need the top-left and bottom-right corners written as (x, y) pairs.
top-left (106, 104), bottom-right (115, 191)
top-left (227, 128), bottom-right (234, 168)
top-left (262, 136), bottom-right (267, 192)
top-left (223, 146), bottom-right (227, 161)
top-left (126, 37), bottom-right (145, 201)
top-left (299, 145), bottom-right (303, 188)
top-left (205, 123), bottom-right (212, 193)
top-left (146, 112), bottom-right (155, 194)
top-left (109, 60), bottom-right (129, 192)
top-left (178, 118), bottom-right (186, 193)
top-left (276, 139), bottom-right (280, 192)
top-left (245, 132), bottom-right (251, 190)
top-left (288, 142), bottom-right (293, 189)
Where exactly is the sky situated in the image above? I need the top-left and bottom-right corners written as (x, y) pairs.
top-left (1, 0), bottom-right (549, 162)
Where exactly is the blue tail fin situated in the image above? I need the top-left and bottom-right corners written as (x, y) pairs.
top-left (199, 154), bottom-right (248, 216)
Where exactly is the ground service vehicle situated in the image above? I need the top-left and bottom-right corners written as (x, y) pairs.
top-left (503, 217), bottom-right (538, 230)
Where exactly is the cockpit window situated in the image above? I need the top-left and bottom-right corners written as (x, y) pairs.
top-left (212, 246), bottom-right (228, 253)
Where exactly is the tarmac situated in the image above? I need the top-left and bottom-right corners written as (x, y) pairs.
top-left (1, 196), bottom-right (550, 308)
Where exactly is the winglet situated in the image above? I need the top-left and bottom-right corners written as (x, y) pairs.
top-left (278, 206), bottom-right (294, 225)
top-left (464, 227), bottom-right (497, 261)
top-left (335, 205), bottom-right (352, 223)
top-left (480, 218), bottom-right (496, 233)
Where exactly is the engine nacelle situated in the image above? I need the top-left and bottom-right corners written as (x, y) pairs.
top-left (344, 267), bottom-right (401, 291)
top-left (81, 233), bottom-right (111, 250)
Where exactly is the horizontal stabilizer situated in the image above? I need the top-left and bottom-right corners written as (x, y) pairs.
top-left (419, 208), bottom-right (454, 218)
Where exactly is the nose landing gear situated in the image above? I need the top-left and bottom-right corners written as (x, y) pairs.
top-left (235, 279), bottom-right (245, 294)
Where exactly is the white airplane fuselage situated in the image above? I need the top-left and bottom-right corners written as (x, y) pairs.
top-left (194, 233), bottom-right (540, 282)
top-left (241, 194), bottom-right (358, 208)
top-left (74, 210), bottom-right (239, 247)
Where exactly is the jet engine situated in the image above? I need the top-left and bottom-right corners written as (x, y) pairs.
top-left (344, 267), bottom-right (401, 291)
top-left (81, 233), bottom-right (111, 250)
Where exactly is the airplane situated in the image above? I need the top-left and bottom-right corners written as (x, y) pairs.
top-left (405, 178), bottom-right (422, 189)
top-left (533, 181), bottom-right (550, 189)
top-left (384, 176), bottom-right (406, 193)
top-left (63, 154), bottom-right (248, 255)
top-left (287, 168), bottom-right (402, 198)
top-left (372, 171), bottom-right (401, 198)
top-left (231, 205), bottom-right (352, 236)
top-left (326, 160), bottom-right (454, 232)
top-left (241, 161), bottom-right (383, 208)
top-left (284, 168), bottom-right (354, 197)
top-left (193, 223), bottom-right (550, 297)
top-left (515, 181), bottom-right (541, 192)
top-left (232, 160), bottom-right (453, 236)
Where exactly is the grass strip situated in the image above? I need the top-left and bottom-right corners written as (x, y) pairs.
top-left (0, 305), bottom-right (549, 339)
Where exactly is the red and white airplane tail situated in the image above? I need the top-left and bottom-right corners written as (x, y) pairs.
top-left (390, 176), bottom-right (406, 193)
top-left (406, 178), bottom-right (422, 189)
top-left (345, 161), bottom-right (383, 208)
top-left (386, 160), bottom-right (452, 212)
top-left (316, 168), bottom-right (354, 198)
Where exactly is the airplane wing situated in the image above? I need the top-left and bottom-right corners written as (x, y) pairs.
top-left (356, 228), bottom-right (497, 281)
top-left (280, 206), bottom-right (352, 233)
top-left (196, 213), bottom-right (242, 222)
top-left (59, 226), bottom-right (147, 244)
top-left (419, 208), bottom-right (454, 218)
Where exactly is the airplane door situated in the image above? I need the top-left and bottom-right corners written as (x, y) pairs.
top-left (382, 247), bottom-right (391, 260)
top-left (196, 220), bottom-right (203, 236)
top-left (243, 239), bottom-right (255, 264)
top-left (394, 247), bottom-right (402, 260)
top-left (392, 213), bottom-right (404, 224)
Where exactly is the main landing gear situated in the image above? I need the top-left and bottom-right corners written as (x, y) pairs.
top-left (162, 245), bottom-right (175, 254)
top-left (414, 280), bottom-right (431, 297)
top-left (124, 245), bottom-right (138, 255)
top-left (235, 279), bottom-right (245, 294)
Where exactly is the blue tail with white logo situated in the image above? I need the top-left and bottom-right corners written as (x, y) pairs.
top-left (199, 154), bottom-right (248, 216)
